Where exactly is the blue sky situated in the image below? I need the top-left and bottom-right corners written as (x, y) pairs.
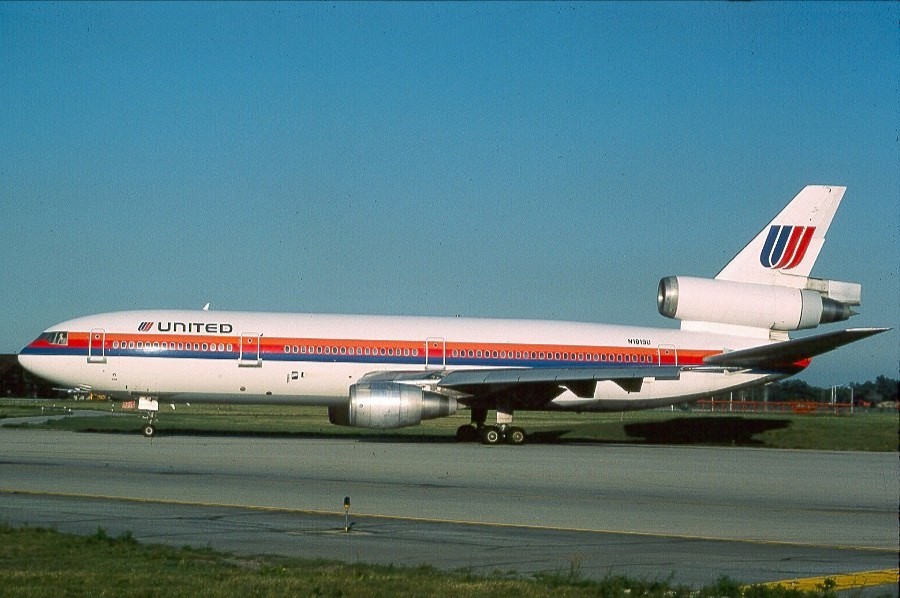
top-left (1, 2), bottom-right (896, 387)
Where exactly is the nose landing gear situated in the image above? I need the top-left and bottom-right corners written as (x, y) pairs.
top-left (138, 397), bottom-right (159, 438)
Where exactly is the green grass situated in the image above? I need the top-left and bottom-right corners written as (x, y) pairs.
top-left (1, 398), bottom-right (897, 451)
top-left (0, 524), bottom-right (869, 598)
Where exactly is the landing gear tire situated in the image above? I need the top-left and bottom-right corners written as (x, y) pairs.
top-left (142, 424), bottom-right (156, 438)
top-left (506, 427), bottom-right (526, 445)
top-left (480, 426), bottom-right (502, 445)
top-left (456, 424), bottom-right (478, 442)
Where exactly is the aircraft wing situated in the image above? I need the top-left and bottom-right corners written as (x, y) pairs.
top-left (361, 366), bottom-right (680, 407)
top-left (702, 327), bottom-right (890, 369)
top-left (438, 366), bottom-right (681, 396)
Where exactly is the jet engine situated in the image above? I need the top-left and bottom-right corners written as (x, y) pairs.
top-left (328, 382), bottom-right (457, 429)
top-left (657, 276), bottom-right (854, 331)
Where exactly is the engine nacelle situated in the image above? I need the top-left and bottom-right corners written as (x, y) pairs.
top-left (328, 382), bottom-right (457, 429)
top-left (657, 276), bottom-right (853, 331)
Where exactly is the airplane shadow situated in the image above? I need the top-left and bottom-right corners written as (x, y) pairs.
top-left (621, 416), bottom-right (791, 446)
top-left (91, 416), bottom-right (791, 447)
top-left (529, 416), bottom-right (792, 447)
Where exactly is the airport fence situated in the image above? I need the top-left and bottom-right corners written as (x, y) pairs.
top-left (694, 399), bottom-right (855, 415)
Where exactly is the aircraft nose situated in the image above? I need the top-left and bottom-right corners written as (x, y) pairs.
top-left (17, 352), bottom-right (39, 375)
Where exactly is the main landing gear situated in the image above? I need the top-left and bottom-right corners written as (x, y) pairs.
top-left (455, 407), bottom-right (526, 446)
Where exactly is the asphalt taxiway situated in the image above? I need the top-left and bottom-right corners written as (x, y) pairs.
top-left (1, 428), bottom-right (897, 589)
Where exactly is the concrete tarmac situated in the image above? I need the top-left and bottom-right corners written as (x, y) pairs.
top-left (1, 428), bottom-right (897, 589)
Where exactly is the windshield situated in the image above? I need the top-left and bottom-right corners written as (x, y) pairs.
top-left (38, 331), bottom-right (68, 346)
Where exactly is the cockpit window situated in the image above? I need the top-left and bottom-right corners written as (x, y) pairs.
top-left (39, 331), bottom-right (68, 346)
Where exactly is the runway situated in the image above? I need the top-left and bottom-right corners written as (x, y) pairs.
top-left (1, 428), bottom-right (897, 589)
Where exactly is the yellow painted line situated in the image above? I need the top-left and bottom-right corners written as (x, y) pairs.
top-left (761, 568), bottom-right (898, 591)
top-left (1, 488), bottom-right (897, 554)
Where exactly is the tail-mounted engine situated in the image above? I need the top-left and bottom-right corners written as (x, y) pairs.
top-left (328, 382), bottom-right (457, 429)
top-left (657, 276), bottom-right (857, 331)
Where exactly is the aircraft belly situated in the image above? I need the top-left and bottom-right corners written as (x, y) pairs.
top-left (550, 370), bottom-right (776, 411)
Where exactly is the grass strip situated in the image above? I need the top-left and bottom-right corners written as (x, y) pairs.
top-left (0, 524), bottom-right (883, 598)
top-left (1, 399), bottom-right (897, 451)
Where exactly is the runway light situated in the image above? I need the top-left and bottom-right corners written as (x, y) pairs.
top-left (343, 496), bottom-right (351, 533)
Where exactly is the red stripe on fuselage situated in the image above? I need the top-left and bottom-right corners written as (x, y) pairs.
top-left (28, 331), bottom-right (716, 367)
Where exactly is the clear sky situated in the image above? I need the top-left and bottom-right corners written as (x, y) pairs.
top-left (1, 2), bottom-right (897, 388)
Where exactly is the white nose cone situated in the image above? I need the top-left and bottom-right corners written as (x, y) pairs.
top-left (17, 353), bottom-right (66, 386)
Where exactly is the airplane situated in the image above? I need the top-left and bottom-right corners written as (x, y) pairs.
top-left (17, 185), bottom-right (888, 444)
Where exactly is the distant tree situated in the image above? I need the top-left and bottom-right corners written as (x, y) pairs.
top-left (766, 379), bottom-right (820, 402)
top-left (0, 355), bottom-right (57, 398)
top-left (851, 375), bottom-right (898, 405)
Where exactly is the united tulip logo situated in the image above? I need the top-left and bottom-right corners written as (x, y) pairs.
top-left (759, 225), bottom-right (815, 269)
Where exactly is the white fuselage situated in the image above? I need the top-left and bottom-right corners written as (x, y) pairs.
top-left (18, 309), bottom-right (785, 412)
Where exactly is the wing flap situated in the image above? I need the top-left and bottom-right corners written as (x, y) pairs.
top-left (703, 327), bottom-right (890, 369)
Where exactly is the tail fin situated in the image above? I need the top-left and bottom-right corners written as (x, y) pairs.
top-left (716, 185), bottom-right (846, 285)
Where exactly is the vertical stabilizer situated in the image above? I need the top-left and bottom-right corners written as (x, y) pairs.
top-left (715, 185), bottom-right (846, 286)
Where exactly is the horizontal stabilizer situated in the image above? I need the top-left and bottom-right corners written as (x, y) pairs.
top-left (703, 328), bottom-right (890, 369)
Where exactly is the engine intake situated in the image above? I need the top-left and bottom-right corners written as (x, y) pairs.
top-left (657, 276), bottom-right (853, 331)
top-left (328, 382), bottom-right (457, 429)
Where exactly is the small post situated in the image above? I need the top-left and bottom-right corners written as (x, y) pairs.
top-left (343, 496), bottom-right (351, 532)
